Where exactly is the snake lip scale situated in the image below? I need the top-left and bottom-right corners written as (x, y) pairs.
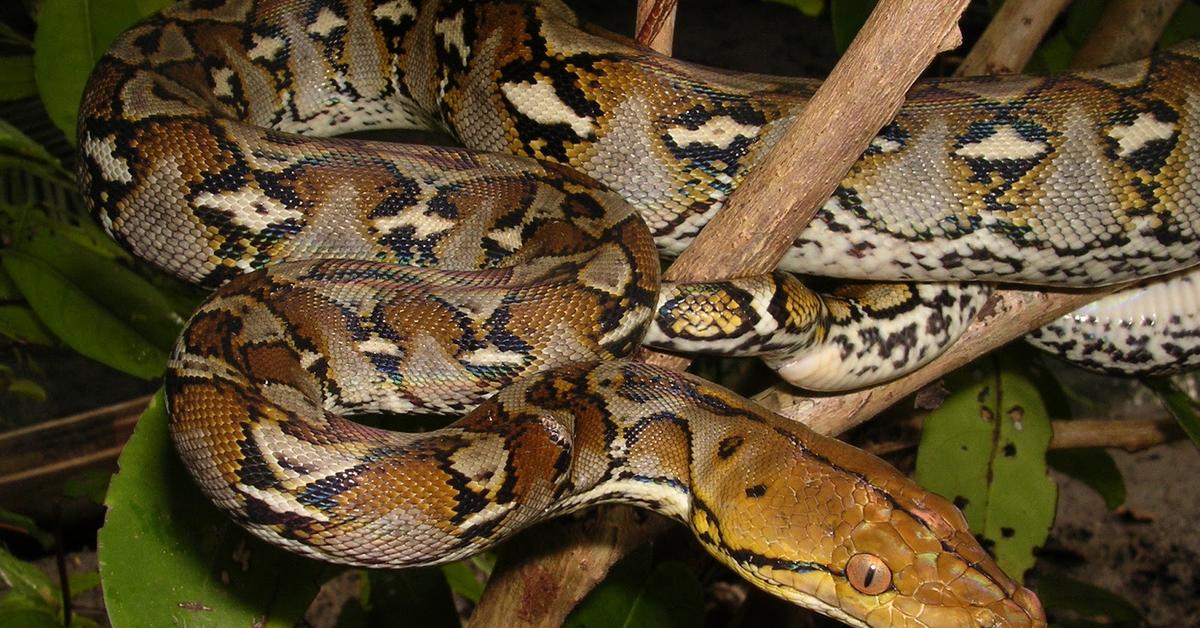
top-left (78, 0), bottom-right (1200, 625)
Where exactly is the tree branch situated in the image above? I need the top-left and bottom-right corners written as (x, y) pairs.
top-left (1072, 0), bottom-right (1184, 69)
top-left (954, 0), bottom-right (1070, 76)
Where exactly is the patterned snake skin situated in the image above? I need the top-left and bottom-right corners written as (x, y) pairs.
top-left (76, 0), bottom-right (1200, 625)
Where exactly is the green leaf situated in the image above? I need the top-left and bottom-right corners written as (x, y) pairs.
top-left (66, 570), bottom-right (102, 598)
top-left (765, 0), bottom-right (825, 17)
top-left (0, 607), bottom-right (64, 628)
top-left (0, 118), bottom-right (68, 181)
top-left (1, 203), bottom-right (132, 264)
top-left (830, 0), bottom-right (876, 53)
top-left (0, 22), bottom-right (34, 47)
top-left (0, 547), bottom-right (56, 608)
top-left (32, 0), bottom-right (151, 139)
top-left (0, 305), bottom-right (56, 346)
top-left (62, 469), bottom-right (113, 505)
top-left (2, 250), bottom-right (167, 379)
top-left (99, 391), bottom-right (330, 627)
top-left (4, 376), bottom-right (47, 401)
top-left (439, 560), bottom-right (485, 603)
top-left (1036, 571), bottom-right (1143, 624)
top-left (1141, 377), bottom-right (1200, 448)
top-left (0, 508), bottom-right (54, 548)
top-left (915, 354), bottom-right (1057, 579)
top-left (1046, 448), bottom-right (1125, 510)
top-left (0, 55), bottom-right (37, 102)
top-left (564, 549), bottom-right (704, 628)
top-left (13, 229), bottom-right (185, 350)
top-left (364, 570), bottom-right (458, 628)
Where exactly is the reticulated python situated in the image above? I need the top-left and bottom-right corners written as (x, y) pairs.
top-left (78, 0), bottom-right (1200, 625)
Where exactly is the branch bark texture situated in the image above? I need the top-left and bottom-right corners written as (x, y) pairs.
top-left (1072, 0), bottom-right (1184, 69)
top-left (954, 0), bottom-right (1070, 76)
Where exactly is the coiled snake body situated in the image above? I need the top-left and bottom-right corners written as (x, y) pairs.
top-left (79, 0), bottom-right (1200, 625)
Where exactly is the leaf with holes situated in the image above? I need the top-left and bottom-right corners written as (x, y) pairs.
top-left (915, 353), bottom-right (1056, 579)
top-left (100, 391), bottom-right (331, 627)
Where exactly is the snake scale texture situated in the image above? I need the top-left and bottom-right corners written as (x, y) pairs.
top-left (78, 0), bottom-right (1200, 625)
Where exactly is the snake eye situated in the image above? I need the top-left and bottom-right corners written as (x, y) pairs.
top-left (846, 553), bottom-right (892, 595)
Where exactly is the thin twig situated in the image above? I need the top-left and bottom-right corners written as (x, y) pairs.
top-left (1072, 0), bottom-right (1184, 69)
top-left (954, 0), bottom-right (1070, 76)
top-left (1049, 416), bottom-right (1183, 452)
top-left (635, 0), bottom-right (677, 54)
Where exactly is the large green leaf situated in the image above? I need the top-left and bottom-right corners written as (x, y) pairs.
top-left (1, 202), bottom-right (132, 264)
top-left (915, 354), bottom-right (1056, 579)
top-left (1, 250), bottom-right (166, 378)
top-left (12, 229), bottom-right (185, 350)
top-left (564, 548), bottom-right (704, 628)
top-left (32, 0), bottom-right (170, 139)
top-left (0, 304), bottom-right (56, 345)
top-left (100, 392), bottom-right (330, 627)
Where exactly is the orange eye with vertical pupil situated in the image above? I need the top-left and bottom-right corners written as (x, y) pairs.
top-left (846, 553), bottom-right (892, 595)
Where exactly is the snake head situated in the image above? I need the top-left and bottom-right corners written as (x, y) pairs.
top-left (690, 414), bottom-right (1046, 627)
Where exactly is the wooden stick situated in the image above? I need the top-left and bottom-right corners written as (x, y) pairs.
top-left (468, 2), bottom-right (970, 625)
top-left (1049, 417), bottom-right (1183, 452)
top-left (954, 0), bottom-right (1071, 76)
top-left (635, 0), bottom-right (677, 55)
top-left (866, 414), bottom-right (1183, 456)
top-left (1072, 0), bottom-right (1184, 69)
